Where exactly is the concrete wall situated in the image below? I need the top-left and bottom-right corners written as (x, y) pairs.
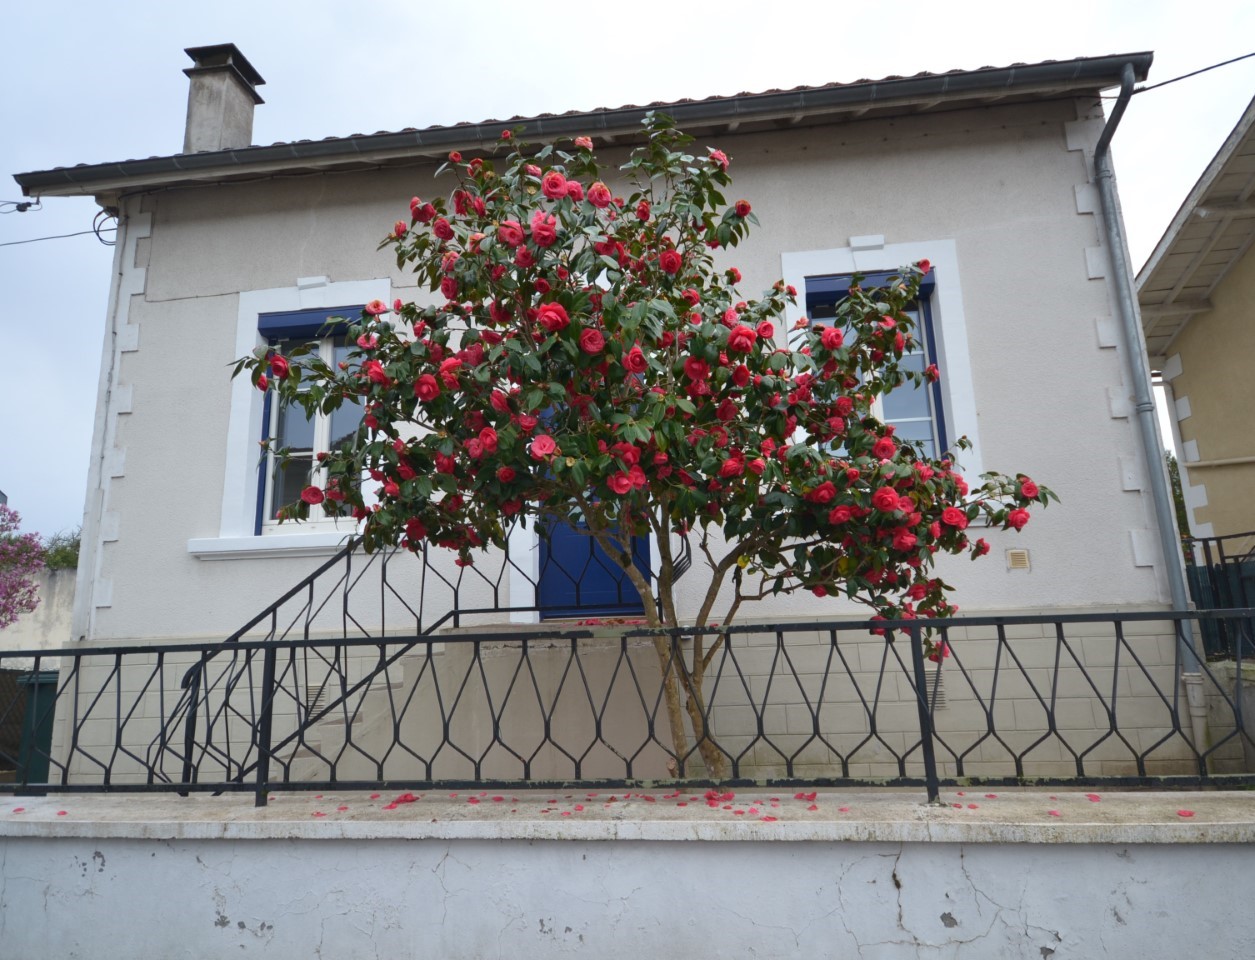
top-left (1162, 241), bottom-right (1255, 538)
top-left (3, 796), bottom-right (1254, 960)
top-left (75, 95), bottom-right (1172, 648)
top-left (0, 569), bottom-right (74, 661)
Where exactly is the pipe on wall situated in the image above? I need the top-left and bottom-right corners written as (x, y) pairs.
top-left (1094, 63), bottom-right (1199, 672)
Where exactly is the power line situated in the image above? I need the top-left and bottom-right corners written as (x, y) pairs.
top-left (1098, 50), bottom-right (1255, 98)
top-left (0, 227), bottom-right (115, 248)
top-left (1138, 51), bottom-right (1255, 94)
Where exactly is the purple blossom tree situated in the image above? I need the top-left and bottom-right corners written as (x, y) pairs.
top-left (0, 505), bottom-right (45, 629)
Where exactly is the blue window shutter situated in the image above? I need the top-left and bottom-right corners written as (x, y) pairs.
top-left (257, 305), bottom-right (360, 341)
top-left (805, 269), bottom-right (934, 320)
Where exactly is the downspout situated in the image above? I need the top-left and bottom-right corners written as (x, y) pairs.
top-left (71, 202), bottom-right (128, 646)
top-left (1093, 63), bottom-right (1207, 748)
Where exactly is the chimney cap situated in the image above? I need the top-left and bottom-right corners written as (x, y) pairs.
top-left (184, 43), bottom-right (266, 100)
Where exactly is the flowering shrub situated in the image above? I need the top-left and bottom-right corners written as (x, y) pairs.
top-left (0, 505), bottom-right (46, 630)
top-left (236, 115), bottom-right (1053, 773)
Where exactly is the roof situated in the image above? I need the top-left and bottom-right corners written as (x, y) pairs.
top-left (1137, 93), bottom-right (1255, 364)
top-left (14, 52), bottom-right (1152, 201)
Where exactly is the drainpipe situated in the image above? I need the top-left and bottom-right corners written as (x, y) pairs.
top-left (1094, 63), bottom-right (1207, 749)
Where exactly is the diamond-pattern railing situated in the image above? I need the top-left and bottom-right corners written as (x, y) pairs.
top-left (3, 610), bottom-right (1254, 804)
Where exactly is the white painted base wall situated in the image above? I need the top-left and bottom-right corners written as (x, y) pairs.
top-left (4, 833), bottom-right (1253, 958)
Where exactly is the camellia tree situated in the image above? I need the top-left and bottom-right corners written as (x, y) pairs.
top-left (236, 115), bottom-right (1053, 776)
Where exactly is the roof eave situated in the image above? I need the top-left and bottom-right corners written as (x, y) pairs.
top-left (15, 52), bottom-right (1153, 199)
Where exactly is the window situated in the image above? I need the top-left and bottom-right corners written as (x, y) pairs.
top-left (804, 269), bottom-right (947, 458)
top-left (255, 306), bottom-right (364, 534)
top-left (781, 238), bottom-right (983, 477)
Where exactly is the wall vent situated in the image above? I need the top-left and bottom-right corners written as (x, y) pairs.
top-left (1006, 548), bottom-right (1031, 571)
top-left (925, 666), bottom-right (947, 710)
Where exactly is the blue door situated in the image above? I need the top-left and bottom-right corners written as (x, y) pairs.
top-left (538, 520), bottom-right (650, 619)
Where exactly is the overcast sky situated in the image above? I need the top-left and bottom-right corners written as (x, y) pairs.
top-left (1, 0), bottom-right (1253, 537)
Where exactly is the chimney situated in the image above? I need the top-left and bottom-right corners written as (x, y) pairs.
top-left (182, 44), bottom-right (265, 153)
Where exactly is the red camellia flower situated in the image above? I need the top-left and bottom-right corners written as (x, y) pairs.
top-left (497, 466), bottom-right (516, 483)
top-left (636, 200), bottom-right (651, 222)
top-left (624, 345), bottom-right (648, 374)
top-left (256, 372), bottom-right (268, 392)
top-left (432, 218), bottom-right (454, 241)
top-left (414, 374), bottom-right (441, 402)
top-left (872, 487), bottom-right (901, 512)
top-left (756, 321), bottom-right (775, 340)
top-left (684, 357), bottom-right (710, 381)
top-left (363, 360), bottom-right (389, 385)
top-left (942, 506), bottom-right (968, 529)
top-left (748, 458), bottom-right (766, 476)
top-left (587, 182), bottom-right (613, 209)
top-left (1007, 508), bottom-right (1031, 531)
top-left (734, 199), bottom-right (752, 217)
top-left (872, 436), bottom-right (897, 460)
top-left (893, 529), bottom-right (918, 552)
top-left (607, 472), bottom-right (633, 495)
top-left (807, 481), bottom-right (836, 505)
top-left (393, 220), bottom-right (407, 237)
top-left (269, 355), bottom-right (289, 379)
top-left (530, 211), bottom-right (558, 247)
top-left (438, 357), bottom-right (463, 387)
top-left (659, 250), bottom-right (682, 274)
top-left (541, 171), bottom-right (568, 199)
top-left (708, 149), bottom-right (730, 171)
top-left (574, 136), bottom-right (593, 150)
top-left (828, 504), bottom-right (853, 524)
top-left (974, 538), bottom-right (991, 557)
top-left (530, 435), bottom-right (557, 460)
top-left (498, 220), bottom-right (524, 247)
top-left (537, 302), bottom-right (570, 333)
top-left (820, 327), bottom-right (844, 351)
top-left (727, 324), bottom-right (757, 353)
top-left (917, 258), bottom-right (932, 275)
top-left (301, 486), bottom-right (325, 505)
top-left (1019, 478), bottom-right (1039, 499)
top-left (579, 327), bottom-right (606, 355)
top-left (566, 181), bottom-right (584, 202)
top-left (365, 299), bottom-right (389, 316)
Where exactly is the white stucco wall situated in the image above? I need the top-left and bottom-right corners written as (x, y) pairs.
top-left (3, 791), bottom-right (1254, 960)
top-left (0, 569), bottom-right (74, 657)
top-left (77, 95), bottom-right (1170, 646)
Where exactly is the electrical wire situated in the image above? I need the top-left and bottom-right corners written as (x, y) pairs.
top-left (0, 227), bottom-right (115, 248)
top-left (1097, 50), bottom-right (1255, 98)
top-left (93, 209), bottom-right (118, 246)
top-left (1137, 51), bottom-right (1255, 94)
top-left (0, 199), bottom-right (41, 214)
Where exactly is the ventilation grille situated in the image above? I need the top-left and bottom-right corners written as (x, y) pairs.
top-left (1006, 548), bottom-right (1031, 571)
top-left (925, 666), bottom-right (947, 710)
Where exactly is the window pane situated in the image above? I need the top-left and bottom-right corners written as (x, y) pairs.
top-left (889, 418), bottom-right (935, 458)
top-left (272, 455), bottom-right (314, 510)
top-left (274, 399), bottom-right (315, 452)
top-left (329, 395), bottom-right (363, 450)
top-left (883, 380), bottom-right (932, 422)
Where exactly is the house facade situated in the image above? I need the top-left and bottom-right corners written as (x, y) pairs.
top-left (13, 46), bottom-right (1212, 785)
top-left (1137, 92), bottom-right (1255, 545)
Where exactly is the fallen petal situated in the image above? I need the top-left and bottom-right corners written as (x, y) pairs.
top-left (1048, 810), bottom-right (1061, 817)
top-left (1177, 810), bottom-right (1195, 818)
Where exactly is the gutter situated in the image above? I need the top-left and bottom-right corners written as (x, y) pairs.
top-left (1093, 65), bottom-right (1201, 677)
top-left (15, 52), bottom-right (1153, 199)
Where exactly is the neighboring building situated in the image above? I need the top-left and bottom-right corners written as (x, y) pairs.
top-left (1137, 93), bottom-right (1255, 542)
top-left (14, 46), bottom-right (1201, 782)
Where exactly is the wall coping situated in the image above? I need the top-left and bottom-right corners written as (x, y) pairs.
top-left (3, 789), bottom-right (1252, 845)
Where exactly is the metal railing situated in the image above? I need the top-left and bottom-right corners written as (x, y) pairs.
top-left (1184, 531), bottom-right (1255, 657)
top-left (3, 609), bottom-right (1253, 805)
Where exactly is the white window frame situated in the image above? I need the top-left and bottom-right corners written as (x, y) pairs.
top-left (187, 276), bottom-right (390, 560)
top-left (780, 238), bottom-right (984, 478)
